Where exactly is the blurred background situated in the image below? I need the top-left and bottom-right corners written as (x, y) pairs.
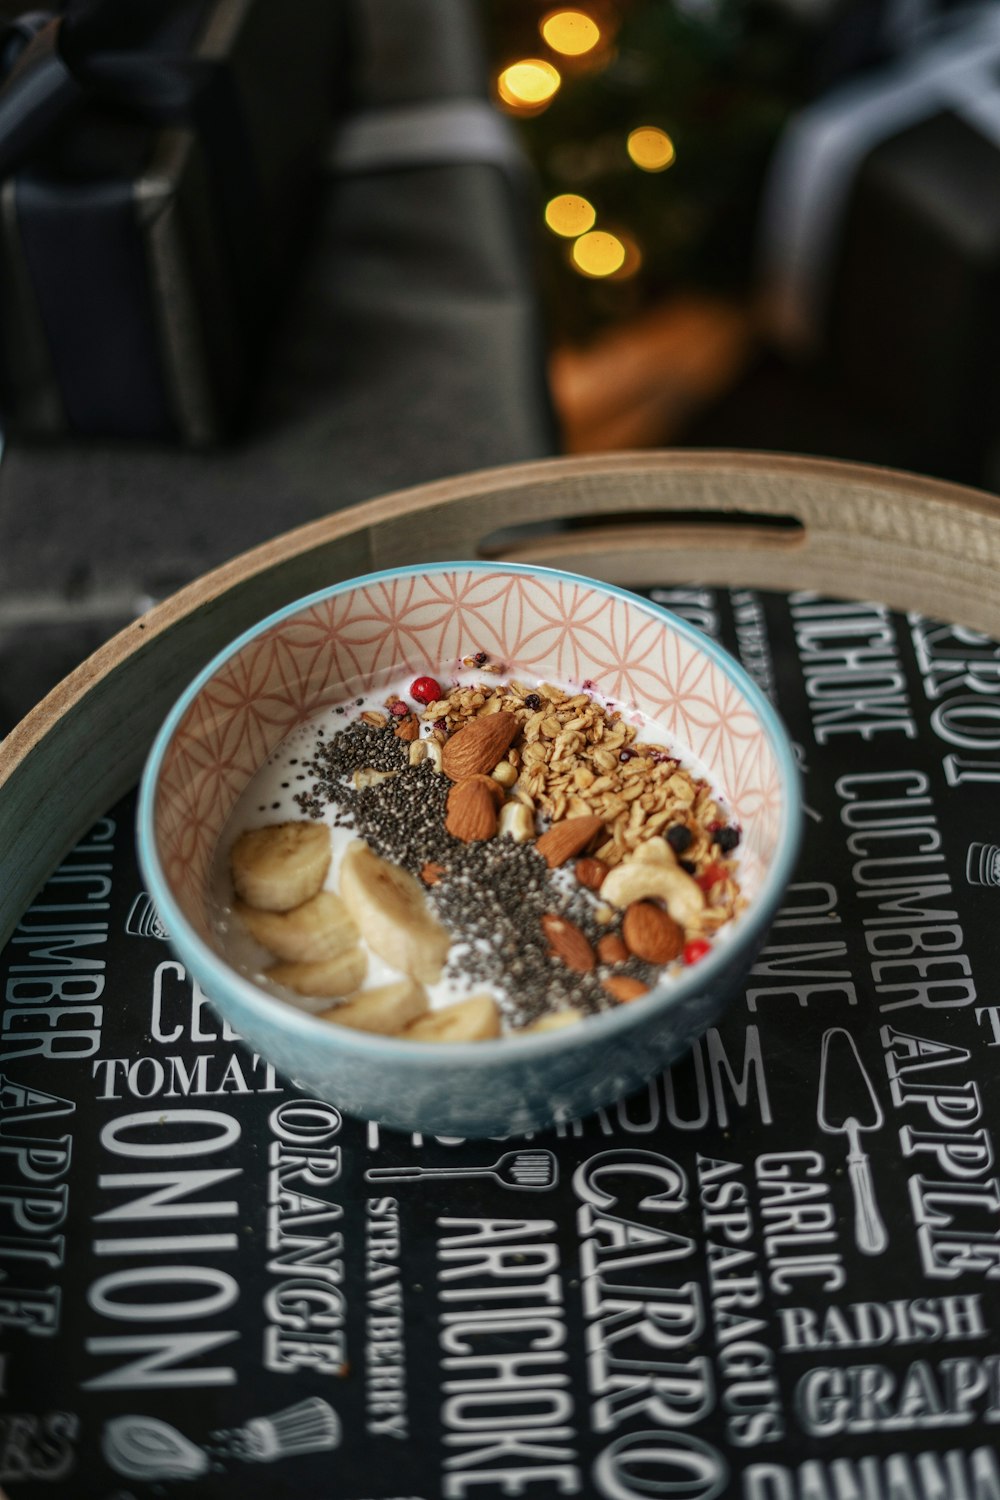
top-left (488, 0), bottom-right (1000, 478)
top-left (0, 0), bottom-right (997, 732)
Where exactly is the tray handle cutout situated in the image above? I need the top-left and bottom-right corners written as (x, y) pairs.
top-left (478, 507), bottom-right (806, 565)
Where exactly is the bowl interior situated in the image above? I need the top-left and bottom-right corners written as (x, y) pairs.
top-left (151, 566), bottom-right (790, 949)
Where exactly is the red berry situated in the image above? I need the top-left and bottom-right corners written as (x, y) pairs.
top-left (410, 675), bottom-right (442, 705)
top-left (683, 938), bottom-right (711, 966)
top-left (389, 700), bottom-right (410, 717)
top-left (696, 863), bottom-right (726, 893)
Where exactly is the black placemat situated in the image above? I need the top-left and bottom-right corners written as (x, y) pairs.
top-left (3, 585), bottom-right (1000, 1499)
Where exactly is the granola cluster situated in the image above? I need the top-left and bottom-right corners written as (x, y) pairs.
top-left (408, 675), bottom-right (743, 935)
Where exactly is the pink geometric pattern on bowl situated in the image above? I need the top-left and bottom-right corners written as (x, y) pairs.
top-left (155, 570), bottom-right (785, 933)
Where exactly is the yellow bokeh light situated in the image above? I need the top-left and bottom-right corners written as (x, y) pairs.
top-left (627, 126), bottom-right (676, 172)
top-left (544, 193), bottom-right (597, 238)
top-left (572, 230), bottom-right (626, 278)
top-left (541, 10), bottom-right (601, 56)
top-left (497, 59), bottom-right (561, 110)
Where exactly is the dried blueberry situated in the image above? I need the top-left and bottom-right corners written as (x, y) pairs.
top-left (715, 826), bottom-right (741, 853)
top-left (524, 693), bottom-right (541, 711)
top-left (619, 748), bottom-right (634, 763)
top-left (666, 824), bottom-right (693, 854)
top-left (679, 858), bottom-right (697, 875)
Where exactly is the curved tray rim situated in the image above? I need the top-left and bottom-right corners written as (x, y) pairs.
top-left (2, 447), bottom-right (998, 945)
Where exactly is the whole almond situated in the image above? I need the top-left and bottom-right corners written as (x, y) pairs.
top-left (575, 856), bottom-right (609, 890)
top-left (535, 814), bottom-right (604, 869)
top-left (462, 773), bottom-right (505, 808)
top-left (622, 901), bottom-right (685, 964)
top-left (597, 933), bottom-right (629, 965)
top-left (446, 779), bottom-right (499, 842)
top-left (541, 913), bottom-right (596, 973)
top-left (604, 975), bottom-right (650, 1003)
top-left (395, 717), bottom-right (420, 742)
top-left (442, 711), bottom-right (519, 781)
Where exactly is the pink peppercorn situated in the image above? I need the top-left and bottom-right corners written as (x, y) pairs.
top-left (410, 675), bottom-right (442, 705)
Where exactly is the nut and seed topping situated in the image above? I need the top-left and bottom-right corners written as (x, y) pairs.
top-left (269, 669), bottom-right (744, 1033)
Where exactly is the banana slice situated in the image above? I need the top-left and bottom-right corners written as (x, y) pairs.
top-left (321, 978), bottom-right (429, 1035)
top-left (230, 822), bottom-right (331, 911)
top-left (404, 994), bottom-right (501, 1043)
top-left (267, 947), bottom-right (368, 1007)
top-left (521, 1008), bottom-right (583, 1034)
top-left (235, 891), bottom-right (358, 963)
top-left (338, 841), bottom-right (450, 982)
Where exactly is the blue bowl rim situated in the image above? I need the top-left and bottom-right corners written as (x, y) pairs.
top-left (137, 560), bottom-right (802, 1066)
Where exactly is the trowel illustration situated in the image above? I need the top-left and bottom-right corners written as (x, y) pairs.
top-left (817, 1027), bottom-right (888, 1256)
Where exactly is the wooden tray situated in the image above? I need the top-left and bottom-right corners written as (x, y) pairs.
top-left (3, 449), bottom-right (999, 947)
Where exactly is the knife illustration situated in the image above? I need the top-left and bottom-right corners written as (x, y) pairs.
top-left (817, 1027), bottom-right (888, 1256)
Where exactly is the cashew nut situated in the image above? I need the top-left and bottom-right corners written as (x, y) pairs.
top-left (631, 836), bottom-right (673, 865)
top-left (499, 801), bottom-right (534, 843)
top-left (599, 854), bottom-right (704, 927)
top-left (353, 768), bottom-right (399, 790)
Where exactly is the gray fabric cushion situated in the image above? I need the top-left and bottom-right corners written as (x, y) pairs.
top-left (0, 0), bottom-right (557, 731)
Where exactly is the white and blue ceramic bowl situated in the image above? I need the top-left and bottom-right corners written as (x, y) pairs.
top-left (137, 562), bottom-right (801, 1137)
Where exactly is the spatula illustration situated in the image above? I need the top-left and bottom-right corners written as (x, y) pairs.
top-left (817, 1027), bottom-right (888, 1256)
top-left (366, 1149), bottom-right (558, 1192)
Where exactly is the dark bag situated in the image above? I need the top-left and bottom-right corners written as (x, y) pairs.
top-left (0, 0), bottom-right (345, 445)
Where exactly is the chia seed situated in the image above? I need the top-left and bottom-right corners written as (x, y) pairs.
top-left (291, 716), bottom-right (640, 1026)
top-left (428, 839), bottom-right (617, 1027)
